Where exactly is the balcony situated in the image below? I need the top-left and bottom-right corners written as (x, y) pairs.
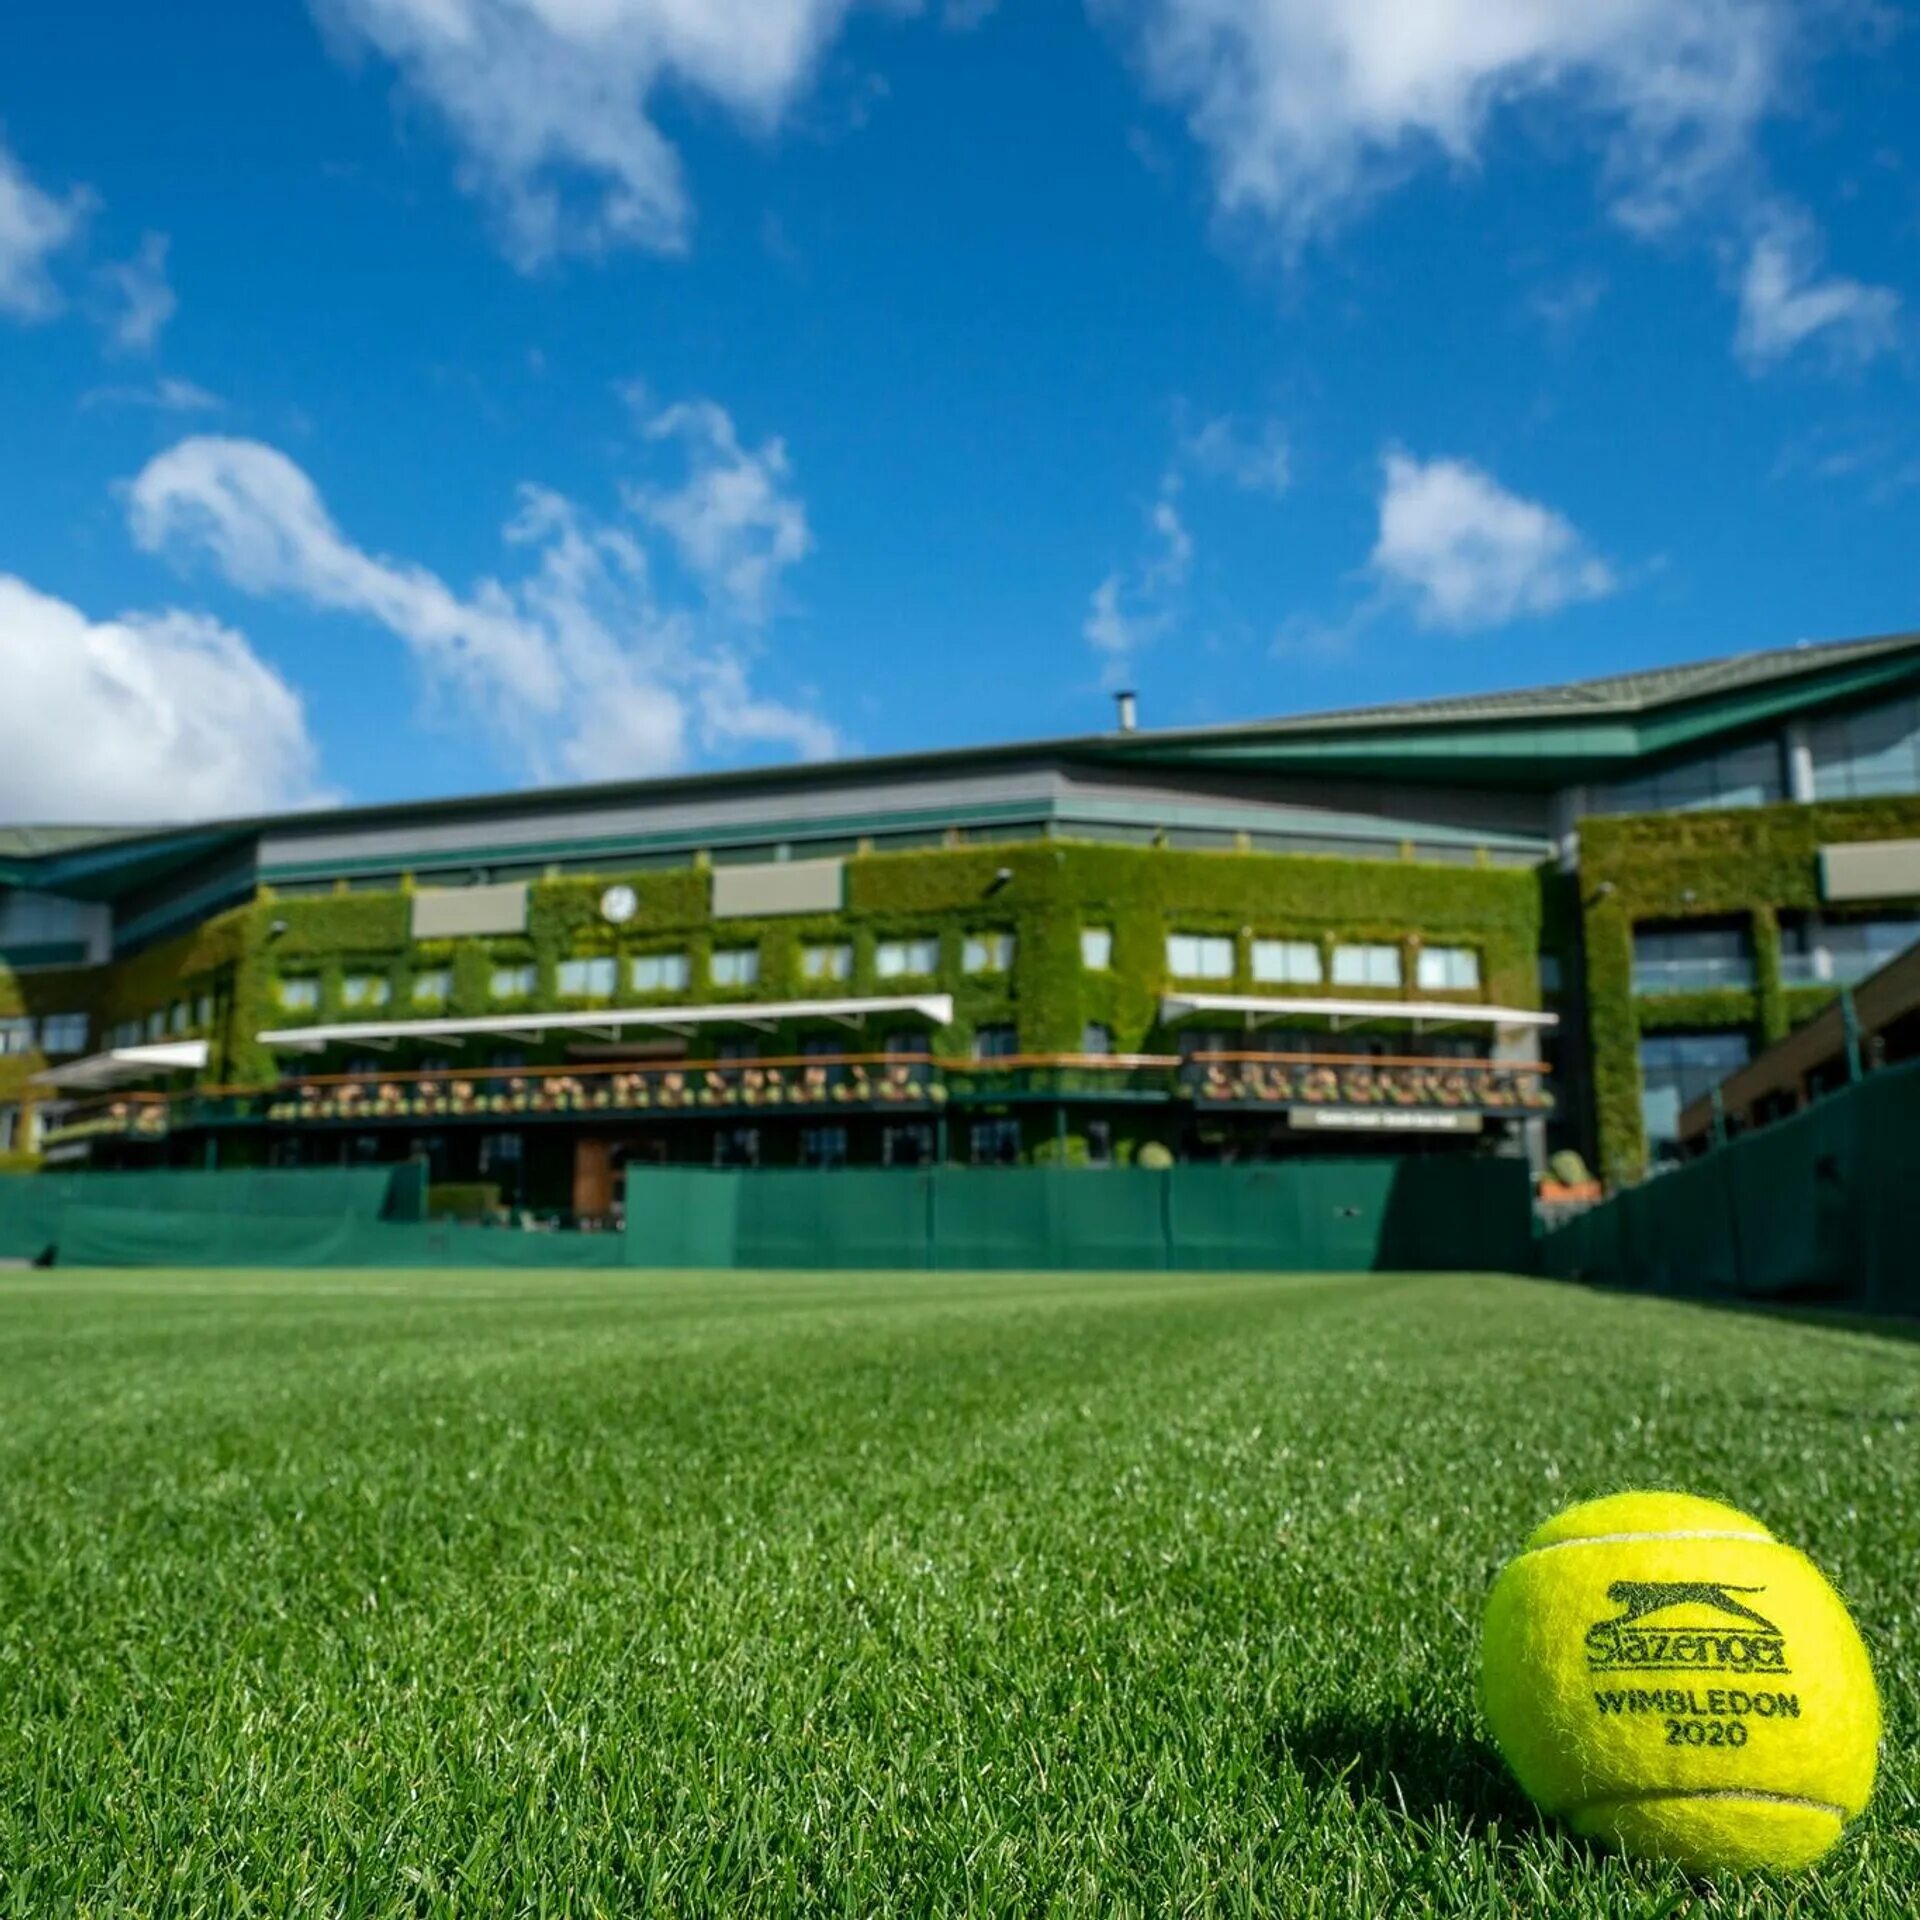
top-left (39, 1094), bottom-right (173, 1151)
top-left (1630, 957), bottom-right (1756, 996)
top-left (1182, 1052), bottom-right (1554, 1117)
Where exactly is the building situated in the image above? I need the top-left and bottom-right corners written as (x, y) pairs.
top-left (5, 628), bottom-right (1920, 1212)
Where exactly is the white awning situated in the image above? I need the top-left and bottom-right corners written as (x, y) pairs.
top-left (259, 994), bottom-right (956, 1052)
top-left (1159, 993), bottom-right (1558, 1031)
top-left (30, 1039), bottom-right (210, 1091)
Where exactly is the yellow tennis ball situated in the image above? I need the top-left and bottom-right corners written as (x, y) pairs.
top-left (1481, 1491), bottom-right (1879, 1872)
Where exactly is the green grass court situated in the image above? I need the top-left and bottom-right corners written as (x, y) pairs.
top-left (0, 1267), bottom-right (1914, 1916)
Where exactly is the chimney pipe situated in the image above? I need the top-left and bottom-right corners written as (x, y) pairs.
top-left (1115, 689), bottom-right (1138, 734)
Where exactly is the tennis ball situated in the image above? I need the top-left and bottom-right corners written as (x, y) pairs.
top-left (1481, 1491), bottom-right (1879, 1872)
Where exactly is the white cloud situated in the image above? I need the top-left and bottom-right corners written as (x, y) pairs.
top-left (1095, 0), bottom-right (1787, 247)
top-left (629, 400), bottom-right (812, 619)
top-left (1370, 451), bottom-right (1615, 630)
top-left (1184, 412), bottom-right (1291, 494)
top-left (0, 574), bottom-right (323, 822)
top-left (312, 0), bottom-right (887, 264)
top-left (0, 139), bottom-right (90, 320)
top-left (127, 427), bottom-right (834, 785)
top-left (96, 232), bottom-right (177, 354)
top-left (80, 376), bottom-right (224, 414)
top-left (1083, 479), bottom-right (1191, 682)
top-left (1734, 209), bottom-right (1901, 372)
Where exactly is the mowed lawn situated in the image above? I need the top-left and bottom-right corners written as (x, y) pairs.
top-left (0, 1269), bottom-right (1914, 1917)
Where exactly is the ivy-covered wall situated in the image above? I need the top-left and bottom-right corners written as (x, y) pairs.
top-left (1579, 795), bottom-right (1920, 1182)
top-left (10, 842), bottom-right (1554, 1124)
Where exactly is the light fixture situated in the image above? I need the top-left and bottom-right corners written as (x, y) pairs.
top-left (985, 867), bottom-right (1014, 895)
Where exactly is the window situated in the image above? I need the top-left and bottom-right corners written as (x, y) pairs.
top-left (1178, 1030), bottom-right (1232, 1059)
top-left (1590, 738), bottom-right (1787, 815)
top-left (39, 1013), bottom-right (87, 1056)
top-left (1086, 1120), bottom-right (1113, 1165)
top-left (885, 1030), bottom-right (933, 1057)
top-left (490, 963), bottom-right (538, 1000)
top-left (882, 1123), bottom-right (934, 1167)
top-left (1166, 932), bottom-right (1235, 980)
top-left (341, 973), bottom-right (392, 1010)
top-left (1809, 695), bottom-right (1920, 801)
top-left (167, 1000), bottom-right (190, 1034)
top-left (1081, 1022), bottom-right (1114, 1056)
top-left (717, 1040), bottom-right (760, 1063)
top-left (488, 1049), bottom-right (526, 1070)
top-left (557, 956), bottom-right (617, 997)
top-left (710, 947), bottom-right (760, 990)
top-left (145, 1010), bottom-right (168, 1042)
top-left (713, 1127), bottom-right (761, 1168)
top-left (194, 994), bottom-right (214, 1030)
top-left (1252, 939), bottom-right (1322, 986)
top-left (876, 936), bottom-right (940, 979)
top-left (963, 931), bottom-right (1015, 974)
top-left (0, 1018), bottom-right (33, 1056)
top-left (1539, 954), bottom-right (1564, 995)
top-left (969, 1119), bottom-right (1023, 1166)
top-left (973, 1024), bottom-right (1018, 1060)
top-left (801, 942), bottom-right (852, 983)
top-left (1332, 944), bottom-right (1402, 989)
top-left (277, 976), bottom-right (321, 1012)
top-left (1416, 946), bottom-right (1481, 992)
top-left (631, 951), bottom-right (690, 994)
top-left (967, 1121), bottom-right (1029, 1159)
top-left (412, 967), bottom-right (453, 1007)
top-left (800, 1125), bottom-right (848, 1169)
top-left (1632, 921), bottom-right (1754, 995)
top-left (1640, 1032), bottom-right (1753, 1159)
top-left (1080, 927), bottom-right (1114, 971)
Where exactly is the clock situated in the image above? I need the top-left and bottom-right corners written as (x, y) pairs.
top-left (599, 884), bottom-right (639, 926)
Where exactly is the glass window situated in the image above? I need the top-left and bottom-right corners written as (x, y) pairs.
top-left (1081, 927), bottom-right (1114, 971)
top-left (412, 967), bottom-right (453, 1006)
top-left (1416, 946), bottom-right (1481, 992)
top-left (557, 956), bottom-right (617, 997)
top-left (801, 942), bottom-right (852, 983)
top-left (717, 1039), bottom-right (760, 1063)
top-left (969, 1118), bottom-right (1023, 1165)
top-left (1640, 1031), bottom-right (1753, 1159)
top-left (963, 931), bottom-right (1015, 974)
top-left (882, 1123), bottom-right (934, 1167)
top-left (0, 1018), bottom-right (33, 1056)
top-left (1166, 933), bottom-right (1235, 980)
top-left (884, 1030), bottom-right (933, 1057)
top-left (39, 1013), bottom-right (88, 1055)
top-left (710, 947), bottom-right (760, 990)
top-left (1086, 1120), bottom-right (1113, 1165)
top-left (1632, 920), bottom-right (1754, 994)
top-left (631, 951), bottom-right (690, 994)
top-left (1081, 1022), bottom-right (1114, 1056)
top-left (800, 1125), bottom-right (848, 1168)
top-left (1252, 939), bottom-right (1322, 986)
top-left (341, 973), bottom-right (392, 1010)
top-left (876, 937), bottom-right (940, 979)
top-left (1824, 914), bottom-right (1920, 985)
top-left (1809, 694), bottom-right (1920, 801)
top-left (972, 1024), bottom-right (1018, 1060)
top-left (169, 1000), bottom-right (191, 1034)
top-left (1538, 954), bottom-right (1564, 994)
top-left (194, 994), bottom-right (214, 1029)
top-left (1332, 944), bottom-right (1402, 989)
top-left (1591, 737), bottom-right (1788, 815)
top-left (489, 963), bottom-right (538, 1000)
top-left (277, 977), bottom-right (321, 1012)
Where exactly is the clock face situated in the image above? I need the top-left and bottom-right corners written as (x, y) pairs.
top-left (600, 884), bottom-right (638, 926)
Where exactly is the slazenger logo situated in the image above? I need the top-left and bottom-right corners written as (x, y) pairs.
top-left (1584, 1580), bottom-right (1792, 1675)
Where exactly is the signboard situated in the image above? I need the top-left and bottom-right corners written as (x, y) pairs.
top-left (1287, 1106), bottom-right (1485, 1135)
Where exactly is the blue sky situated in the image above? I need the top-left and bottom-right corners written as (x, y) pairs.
top-left (0, 0), bottom-right (1916, 822)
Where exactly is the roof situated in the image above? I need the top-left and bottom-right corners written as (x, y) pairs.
top-left (4, 627), bottom-right (1920, 893)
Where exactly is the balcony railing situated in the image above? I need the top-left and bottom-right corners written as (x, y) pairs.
top-left (1182, 1052), bottom-right (1554, 1114)
top-left (39, 1094), bottom-right (173, 1150)
top-left (1631, 957), bottom-right (1756, 995)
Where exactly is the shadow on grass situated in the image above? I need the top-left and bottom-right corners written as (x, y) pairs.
top-left (1269, 1710), bottom-right (1538, 1839)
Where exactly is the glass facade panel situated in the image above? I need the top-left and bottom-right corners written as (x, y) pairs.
top-left (277, 977), bottom-right (321, 1012)
top-left (1081, 1022), bottom-right (1114, 1056)
top-left (341, 973), bottom-right (392, 1009)
top-left (1640, 1031), bottom-right (1752, 1157)
top-left (710, 947), bottom-right (760, 990)
top-left (1080, 928), bottom-right (1113, 970)
top-left (1167, 933), bottom-right (1234, 980)
top-left (557, 956), bottom-right (617, 997)
top-left (631, 951), bottom-right (690, 994)
top-left (489, 964), bottom-right (538, 999)
top-left (963, 932), bottom-right (1015, 974)
top-left (1810, 694), bottom-right (1920, 800)
top-left (1251, 939), bottom-right (1322, 985)
top-left (970, 1118), bottom-right (1023, 1165)
top-left (876, 937), bottom-right (939, 979)
top-left (1416, 946), bottom-right (1481, 992)
top-left (1331, 944), bottom-right (1402, 988)
top-left (39, 1013), bottom-right (88, 1055)
top-left (801, 942), bottom-right (852, 982)
top-left (412, 967), bottom-right (453, 1006)
top-left (1632, 920), bottom-right (1754, 994)
top-left (972, 1024), bottom-right (1018, 1059)
top-left (1591, 738), bottom-right (1787, 815)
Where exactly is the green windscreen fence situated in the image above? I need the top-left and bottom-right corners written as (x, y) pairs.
top-left (625, 1159), bottom-right (1537, 1274)
top-left (1539, 1061), bottom-right (1920, 1315)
